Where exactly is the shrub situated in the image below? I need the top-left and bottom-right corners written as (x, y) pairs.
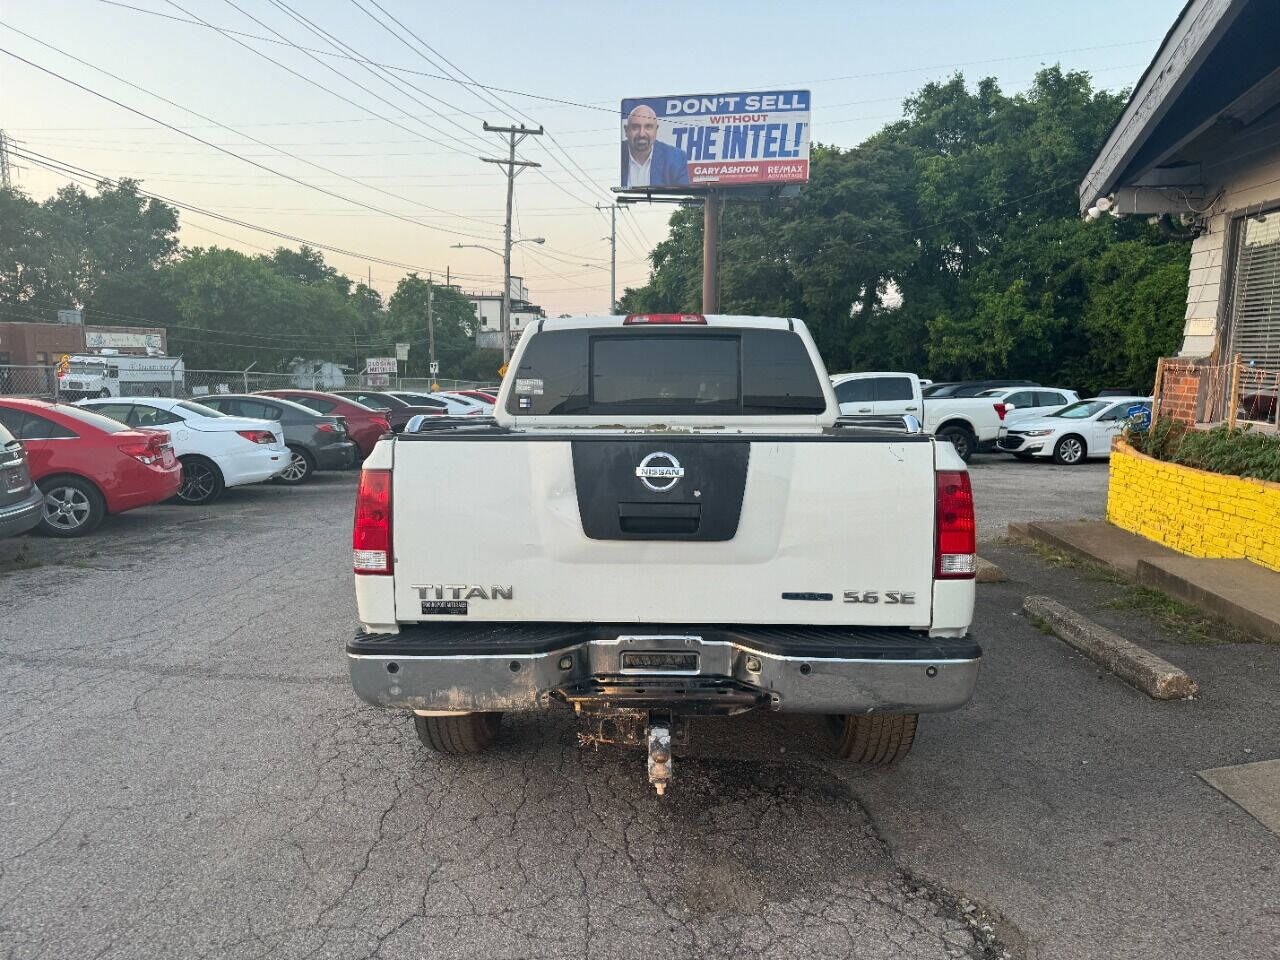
top-left (1128, 420), bottom-right (1280, 483)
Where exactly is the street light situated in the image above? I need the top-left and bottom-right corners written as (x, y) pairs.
top-left (580, 263), bottom-right (615, 314)
top-left (452, 238), bottom-right (545, 364)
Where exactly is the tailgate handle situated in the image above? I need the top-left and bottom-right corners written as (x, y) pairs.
top-left (618, 501), bottom-right (701, 535)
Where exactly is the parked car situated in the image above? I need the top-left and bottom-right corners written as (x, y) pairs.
top-left (194, 394), bottom-right (357, 484)
top-left (455, 389), bottom-right (498, 404)
top-left (922, 380), bottom-right (1039, 399)
top-left (974, 386), bottom-right (1079, 424)
top-left (257, 390), bottom-right (390, 459)
top-left (0, 419), bottom-right (43, 538)
top-left (77, 397), bottom-right (288, 505)
top-left (996, 397), bottom-right (1152, 464)
top-left (0, 398), bottom-right (181, 536)
top-left (330, 391), bottom-right (446, 432)
top-left (430, 391), bottom-right (493, 416)
top-left (830, 372), bottom-right (923, 418)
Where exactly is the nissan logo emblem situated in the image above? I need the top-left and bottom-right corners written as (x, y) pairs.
top-left (635, 451), bottom-right (684, 492)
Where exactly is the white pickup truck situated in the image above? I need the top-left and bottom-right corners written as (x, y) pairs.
top-left (349, 314), bottom-right (980, 793)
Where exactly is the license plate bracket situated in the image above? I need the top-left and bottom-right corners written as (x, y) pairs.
top-left (620, 651), bottom-right (700, 674)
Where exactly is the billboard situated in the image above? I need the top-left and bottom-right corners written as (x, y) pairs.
top-left (85, 330), bottom-right (163, 350)
top-left (619, 90), bottom-right (810, 191)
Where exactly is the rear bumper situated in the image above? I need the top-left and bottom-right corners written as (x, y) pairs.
top-left (217, 448), bottom-right (288, 487)
top-left (314, 440), bottom-right (358, 470)
top-left (348, 624), bottom-right (981, 715)
top-left (0, 486), bottom-right (43, 538)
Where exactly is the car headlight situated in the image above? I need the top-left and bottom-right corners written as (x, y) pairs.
top-left (1022, 429), bottom-right (1054, 437)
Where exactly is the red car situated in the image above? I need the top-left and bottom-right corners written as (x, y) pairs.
top-left (456, 389), bottom-right (498, 404)
top-left (0, 398), bottom-right (182, 537)
top-left (258, 390), bottom-right (391, 459)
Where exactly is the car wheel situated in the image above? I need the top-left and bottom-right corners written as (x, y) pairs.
top-left (938, 426), bottom-right (975, 462)
top-left (413, 713), bottom-right (502, 754)
top-left (37, 476), bottom-right (105, 538)
top-left (274, 446), bottom-right (314, 485)
top-left (176, 456), bottom-right (225, 505)
top-left (97, 388), bottom-right (110, 398)
top-left (827, 713), bottom-right (918, 764)
top-left (1053, 435), bottom-right (1087, 465)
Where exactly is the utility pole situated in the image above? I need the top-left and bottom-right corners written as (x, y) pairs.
top-left (702, 191), bottom-right (720, 314)
top-left (427, 275), bottom-right (437, 390)
top-left (597, 202), bottom-right (619, 313)
top-left (481, 122), bottom-right (543, 365)
top-left (0, 130), bottom-right (14, 190)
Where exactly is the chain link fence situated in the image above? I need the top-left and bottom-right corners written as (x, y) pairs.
top-left (1, 364), bottom-right (501, 402)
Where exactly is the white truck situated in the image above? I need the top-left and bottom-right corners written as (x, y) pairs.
top-left (349, 314), bottom-right (980, 793)
top-left (58, 351), bottom-right (185, 400)
top-left (830, 371), bottom-right (1073, 460)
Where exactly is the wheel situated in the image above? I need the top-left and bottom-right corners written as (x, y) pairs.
top-left (937, 426), bottom-right (975, 462)
top-left (1052, 434), bottom-right (1087, 465)
top-left (414, 713), bottom-right (502, 754)
top-left (827, 713), bottom-right (918, 764)
top-left (150, 387), bottom-right (162, 397)
top-left (1013, 452), bottom-right (1035, 461)
top-left (97, 388), bottom-right (110, 398)
top-left (176, 456), bottom-right (225, 505)
top-left (274, 446), bottom-right (314, 485)
top-left (37, 476), bottom-right (105, 538)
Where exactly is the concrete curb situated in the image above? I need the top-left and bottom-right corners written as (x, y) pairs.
top-left (975, 557), bottom-right (1006, 583)
top-left (1022, 595), bottom-right (1198, 700)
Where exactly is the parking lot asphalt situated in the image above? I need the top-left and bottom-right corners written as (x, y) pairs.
top-left (966, 452), bottom-right (1110, 544)
top-left (2, 464), bottom-right (1276, 960)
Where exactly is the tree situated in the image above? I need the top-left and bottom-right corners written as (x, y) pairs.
top-left (385, 275), bottom-right (500, 381)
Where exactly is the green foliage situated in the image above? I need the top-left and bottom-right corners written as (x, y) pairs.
top-left (623, 67), bottom-right (1189, 393)
top-left (1129, 419), bottom-right (1280, 483)
top-left (385, 275), bottom-right (501, 381)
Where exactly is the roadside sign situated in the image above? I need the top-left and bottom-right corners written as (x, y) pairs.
top-left (395, 342), bottom-right (410, 361)
top-left (56, 308), bottom-right (83, 325)
top-left (619, 90), bottom-right (811, 191)
top-left (1126, 404), bottom-right (1152, 431)
top-left (429, 361), bottom-right (439, 375)
top-left (368, 374), bottom-right (390, 386)
top-left (366, 357), bottom-right (397, 374)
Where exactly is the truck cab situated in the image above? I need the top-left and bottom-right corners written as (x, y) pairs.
top-left (349, 315), bottom-right (980, 793)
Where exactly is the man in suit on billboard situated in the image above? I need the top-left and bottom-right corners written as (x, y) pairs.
top-left (621, 105), bottom-right (690, 188)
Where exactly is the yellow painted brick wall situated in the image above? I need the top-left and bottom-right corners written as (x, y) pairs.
top-left (1108, 441), bottom-right (1280, 572)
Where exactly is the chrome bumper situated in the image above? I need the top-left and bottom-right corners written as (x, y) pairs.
top-left (348, 626), bottom-right (980, 716)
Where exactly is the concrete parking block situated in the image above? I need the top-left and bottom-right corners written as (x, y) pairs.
top-left (1199, 759), bottom-right (1280, 836)
top-left (1022, 595), bottom-right (1198, 700)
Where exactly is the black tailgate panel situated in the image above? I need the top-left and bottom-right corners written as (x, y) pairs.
top-left (571, 439), bottom-right (749, 541)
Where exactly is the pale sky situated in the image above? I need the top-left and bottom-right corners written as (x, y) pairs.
top-left (0, 0), bottom-right (1184, 316)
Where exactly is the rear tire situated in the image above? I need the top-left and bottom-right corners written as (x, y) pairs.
top-left (36, 475), bottom-right (105, 538)
top-left (274, 446), bottom-right (314, 485)
top-left (175, 456), bottom-right (225, 505)
top-left (827, 713), bottom-right (918, 764)
top-left (414, 712), bottom-right (502, 754)
top-left (938, 426), bottom-right (975, 462)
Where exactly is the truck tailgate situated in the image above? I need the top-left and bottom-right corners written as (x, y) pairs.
top-left (391, 434), bottom-right (936, 627)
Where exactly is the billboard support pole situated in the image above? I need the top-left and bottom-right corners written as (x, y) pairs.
top-left (702, 191), bottom-right (720, 315)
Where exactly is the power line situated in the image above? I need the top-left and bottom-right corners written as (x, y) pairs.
top-left (9, 145), bottom-right (501, 281)
top-left (0, 42), bottom-right (506, 242)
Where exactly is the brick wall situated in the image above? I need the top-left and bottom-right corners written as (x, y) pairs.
top-left (1156, 358), bottom-right (1204, 425)
top-left (1108, 440), bottom-right (1280, 572)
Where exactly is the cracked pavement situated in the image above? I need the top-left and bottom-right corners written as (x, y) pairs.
top-left (0, 474), bottom-right (1003, 960)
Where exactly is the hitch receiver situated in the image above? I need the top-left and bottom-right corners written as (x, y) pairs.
top-left (646, 721), bottom-right (673, 796)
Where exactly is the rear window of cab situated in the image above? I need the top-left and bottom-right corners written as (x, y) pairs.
top-left (507, 327), bottom-right (826, 416)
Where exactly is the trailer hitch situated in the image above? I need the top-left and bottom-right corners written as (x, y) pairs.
top-left (646, 714), bottom-right (674, 796)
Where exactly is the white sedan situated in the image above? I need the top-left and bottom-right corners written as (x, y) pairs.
top-left (996, 396), bottom-right (1152, 465)
top-left (429, 392), bottom-right (493, 416)
top-left (76, 397), bottom-right (288, 503)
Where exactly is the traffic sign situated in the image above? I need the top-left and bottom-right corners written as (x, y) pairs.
top-left (395, 342), bottom-right (410, 361)
top-left (429, 361), bottom-right (439, 375)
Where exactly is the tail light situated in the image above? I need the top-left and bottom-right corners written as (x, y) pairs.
top-left (353, 468), bottom-right (392, 575)
top-left (936, 470), bottom-right (976, 579)
top-left (623, 313), bottom-right (706, 324)
top-left (118, 432), bottom-right (169, 466)
top-left (237, 429), bottom-right (277, 444)
top-left (993, 403), bottom-right (1007, 420)
top-left (316, 422), bottom-right (338, 433)
top-left (371, 417), bottom-right (391, 432)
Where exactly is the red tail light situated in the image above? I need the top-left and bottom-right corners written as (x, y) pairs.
top-left (371, 417), bottom-right (391, 432)
top-left (936, 470), bottom-right (976, 579)
top-left (353, 468), bottom-right (392, 575)
top-left (237, 429), bottom-right (277, 444)
top-left (623, 313), bottom-right (706, 325)
top-left (316, 422), bottom-right (338, 433)
top-left (118, 432), bottom-right (169, 466)
top-left (993, 403), bottom-right (1007, 420)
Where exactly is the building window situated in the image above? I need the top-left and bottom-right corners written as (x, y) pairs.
top-left (1225, 210), bottom-right (1280, 371)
